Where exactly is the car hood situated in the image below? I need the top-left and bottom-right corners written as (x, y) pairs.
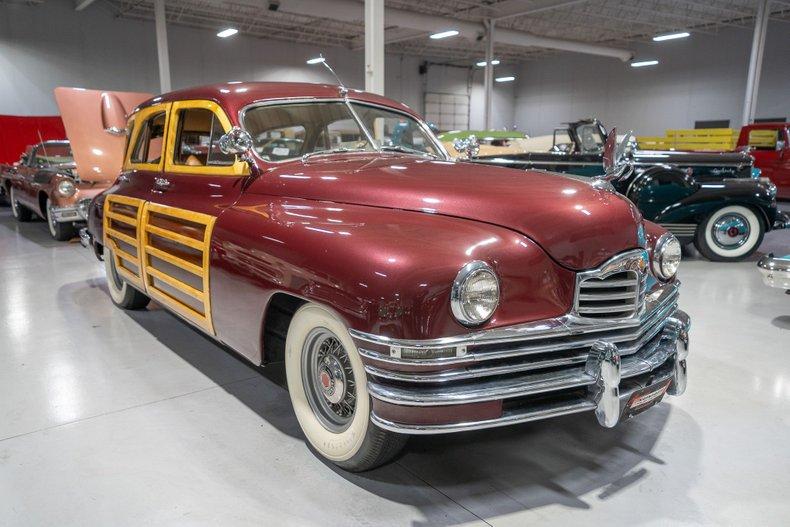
top-left (254, 153), bottom-right (644, 270)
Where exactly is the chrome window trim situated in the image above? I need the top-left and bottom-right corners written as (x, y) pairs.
top-left (237, 97), bottom-right (449, 164)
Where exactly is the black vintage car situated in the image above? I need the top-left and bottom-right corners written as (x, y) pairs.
top-left (469, 119), bottom-right (787, 262)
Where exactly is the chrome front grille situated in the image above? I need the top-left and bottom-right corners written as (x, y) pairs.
top-left (576, 270), bottom-right (646, 319)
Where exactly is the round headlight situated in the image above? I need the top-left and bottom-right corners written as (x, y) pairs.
top-left (57, 179), bottom-right (76, 197)
top-left (450, 261), bottom-right (500, 326)
top-left (653, 233), bottom-right (681, 280)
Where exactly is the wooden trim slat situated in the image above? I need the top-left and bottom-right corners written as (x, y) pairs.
top-left (145, 224), bottom-right (206, 251)
top-left (107, 211), bottom-right (137, 227)
top-left (145, 245), bottom-right (203, 276)
top-left (106, 227), bottom-right (137, 247)
top-left (146, 266), bottom-right (205, 302)
top-left (147, 288), bottom-right (210, 331)
top-left (108, 239), bottom-right (139, 267)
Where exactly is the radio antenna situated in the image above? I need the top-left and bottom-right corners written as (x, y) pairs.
top-left (37, 130), bottom-right (51, 167)
top-left (311, 54), bottom-right (348, 97)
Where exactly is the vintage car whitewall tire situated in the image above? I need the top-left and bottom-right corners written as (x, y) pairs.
top-left (10, 187), bottom-right (33, 222)
top-left (104, 245), bottom-right (150, 309)
top-left (46, 198), bottom-right (76, 241)
top-left (695, 205), bottom-right (764, 261)
top-left (285, 303), bottom-right (407, 471)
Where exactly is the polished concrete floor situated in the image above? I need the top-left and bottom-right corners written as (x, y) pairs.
top-left (1, 204), bottom-right (789, 527)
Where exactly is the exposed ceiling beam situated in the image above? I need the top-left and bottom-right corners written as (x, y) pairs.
top-left (273, 0), bottom-right (633, 61)
top-left (492, 0), bottom-right (590, 22)
top-left (75, 0), bottom-right (98, 11)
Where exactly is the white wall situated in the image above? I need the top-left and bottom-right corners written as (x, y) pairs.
top-left (513, 21), bottom-right (790, 136)
top-left (0, 0), bottom-right (424, 115)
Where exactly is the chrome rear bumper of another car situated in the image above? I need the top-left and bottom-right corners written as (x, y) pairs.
top-left (758, 253), bottom-right (790, 290)
top-left (351, 283), bottom-right (690, 434)
top-left (773, 211), bottom-right (790, 230)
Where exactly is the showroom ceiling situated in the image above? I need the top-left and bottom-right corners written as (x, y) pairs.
top-left (90, 0), bottom-right (790, 64)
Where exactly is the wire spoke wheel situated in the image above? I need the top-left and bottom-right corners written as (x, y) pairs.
top-left (301, 328), bottom-right (357, 433)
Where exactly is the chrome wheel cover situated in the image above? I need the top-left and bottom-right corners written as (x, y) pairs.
top-left (711, 212), bottom-right (750, 250)
top-left (301, 328), bottom-right (356, 432)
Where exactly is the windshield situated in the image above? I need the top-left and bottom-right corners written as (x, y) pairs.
top-left (574, 123), bottom-right (605, 153)
top-left (33, 143), bottom-right (73, 166)
top-left (242, 101), bottom-right (441, 161)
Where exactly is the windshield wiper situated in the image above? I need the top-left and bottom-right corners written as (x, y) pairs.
top-left (301, 146), bottom-right (369, 162)
top-left (379, 145), bottom-right (438, 158)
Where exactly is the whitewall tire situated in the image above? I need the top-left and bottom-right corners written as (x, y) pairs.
top-left (10, 187), bottom-right (32, 222)
top-left (46, 198), bottom-right (76, 241)
top-left (285, 303), bottom-right (406, 471)
top-left (104, 245), bottom-right (150, 309)
top-left (694, 205), bottom-right (764, 262)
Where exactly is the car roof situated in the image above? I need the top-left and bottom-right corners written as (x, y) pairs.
top-left (136, 81), bottom-right (421, 123)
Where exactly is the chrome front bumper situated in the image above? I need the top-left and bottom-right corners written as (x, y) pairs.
top-left (351, 283), bottom-right (690, 434)
top-left (773, 211), bottom-right (790, 231)
top-left (51, 198), bottom-right (92, 223)
top-left (758, 253), bottom-right (790, 290)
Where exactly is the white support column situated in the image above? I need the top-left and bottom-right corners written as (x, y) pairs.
top-left (483, 19), bottom-right (495, 131)
top-left (742, 0), bottom-right (770, 126)
top-left (364, 0), bottom-right (385, 95)
top-left (154, 0), bottom-right (172, 93)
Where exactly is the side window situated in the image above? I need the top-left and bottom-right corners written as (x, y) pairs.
top-left (131, 112), bottom-right (167, 164)
top-left (173, 108), bottom-right (234, 167)
top-left (747, 129), bottom-right (778, 151)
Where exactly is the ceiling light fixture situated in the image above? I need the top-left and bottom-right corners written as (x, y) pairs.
top-left (653, 31), bottom-right (690, 42)
top-left (430, 30), bottom-right (460, 39)
top-left (630, 60), bottom-right (659, 68)
top-left (216, 28), bottom-right (239, 38)
top-left (495, 76), bottom-right (515, 82)
top-left (306, 57), bottom-right (326, 64)
top-left (476, 59), bottom-right (501, 67)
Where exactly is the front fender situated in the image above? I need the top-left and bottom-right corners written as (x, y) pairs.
top-left (209, 196), bottom-right (576, 362)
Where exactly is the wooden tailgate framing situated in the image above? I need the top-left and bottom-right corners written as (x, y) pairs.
top-left (103, 196), bottom-right (216, 335)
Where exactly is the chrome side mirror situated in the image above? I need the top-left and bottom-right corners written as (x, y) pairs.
top-left (218, 127), bottom-right (253, 155)
top-left (601, 127), bottom-right (634, 181)
top-left (452, 135), bottom-right (480, 159)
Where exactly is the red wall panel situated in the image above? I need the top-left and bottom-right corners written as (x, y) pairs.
top-left (0, 115), bottom-right (66, 164)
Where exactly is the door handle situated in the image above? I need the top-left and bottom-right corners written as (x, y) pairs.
top-left (153, 177), bottom-right (171, 191)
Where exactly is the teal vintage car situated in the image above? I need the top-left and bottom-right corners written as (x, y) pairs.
top-left (468, 118), bottom-right (788, 262)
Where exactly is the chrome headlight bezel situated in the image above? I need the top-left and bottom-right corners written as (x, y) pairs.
top-left (57, 179), bottom-right (77, 197)
top-left (652, 233), bottom-right (681, 280)
top-left (450, 261), bottom-right (500, 327)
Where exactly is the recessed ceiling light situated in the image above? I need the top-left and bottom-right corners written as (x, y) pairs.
top-left (495, 76), bottom-right (515, 82)
top-left (630, 60), bottom-right (659, 68)
top-left (306, 57), bottom-right (326, 64)
top-left (430, 30), bottom-right (459, 40)
top-left (476, 59), bottom-right (501, 67)
top-left (653, 31), bottom-right (690, 42)
top-left (216, 28), bottom-right (238, 38)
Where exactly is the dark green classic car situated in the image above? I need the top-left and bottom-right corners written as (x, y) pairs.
top-left (468, 119), bottom-right (787, 262)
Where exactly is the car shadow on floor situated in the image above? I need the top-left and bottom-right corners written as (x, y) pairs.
top-left (65, 278), bottom-right (702, 525)
top-left (0, 207), bottom-right (78, 248)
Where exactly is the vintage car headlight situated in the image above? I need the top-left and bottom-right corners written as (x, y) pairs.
top-left (57, 179), bottom-right (77, 197)
top-left (653, 233), bottom-right (681, 280)
top-left (451, 261), bottom-right (500, 326)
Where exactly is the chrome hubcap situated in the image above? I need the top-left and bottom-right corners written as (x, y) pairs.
top-left (712, 213), bottom-right (750, 249)
top-left (301, 329), bottom-right (356, 432)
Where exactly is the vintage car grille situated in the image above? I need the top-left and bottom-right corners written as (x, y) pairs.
top-left (350, 253), bottom-right (685, 434)
top-left (575, 270), bottom-right (646, 319)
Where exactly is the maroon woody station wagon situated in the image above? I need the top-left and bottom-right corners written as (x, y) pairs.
top-left (80, 82), bottom-right (691, 471)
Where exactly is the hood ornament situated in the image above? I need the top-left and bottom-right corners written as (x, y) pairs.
top-left (597, 127), bottom-right (634, 185)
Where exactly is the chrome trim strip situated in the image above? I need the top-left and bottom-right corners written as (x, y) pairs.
top-left (366, 331), bottom-right (681, 406)
top-left (348, 280), bottom-right (680, 354)
top-left (573, 249), bottom-right (648, 320)
top-left (371, 370), bottom-right (675, 434)
top-left (363, 304), bottom-right (674, 382)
